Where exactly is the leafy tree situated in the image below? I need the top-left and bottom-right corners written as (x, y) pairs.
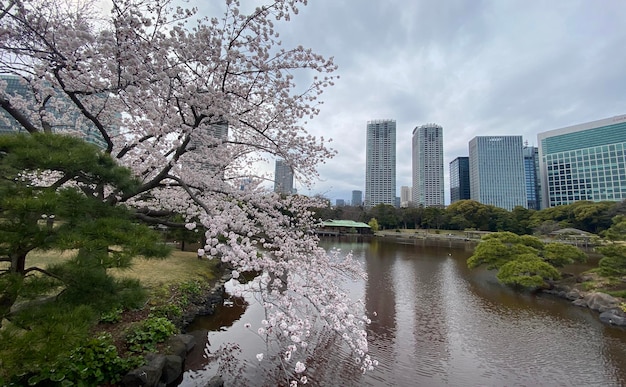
top-left (497, 254), bottom-right (562, 289)
top-left (0, 0), bottom-right (376, 379)
top-left (467, 232), bottom-right (586, 290)
top-left (542, 242), bottom-right (587, 267)
top-left (399, 207), bottom-right (423, 229)
top-left (368, 218), bottom-right (380, 232)
top-left (572, 201), bottom-right (614, 233)
top-left (598, 215), bottom-right (626, 276)
top-left (422, 206), bottom-right (447, 230)
top-left (446, 200), bottom-right (492, 231)
top-left (510, 205), bottom-right (534, 234)
top-left (468, 233), bottom-right (538, 270)
top-left (0, 133), bottom-right (169, 383)
top-left (369, 204), bottom-right (399, 230)
top-left (0, 134), bottom-right (169, 321)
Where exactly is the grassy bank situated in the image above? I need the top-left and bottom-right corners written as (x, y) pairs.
top-left (20, 249), bottom-right (219, 290)
top-left (1, 248), bottom-right (224, 385)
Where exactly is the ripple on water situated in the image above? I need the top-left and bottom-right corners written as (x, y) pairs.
top-left (182, 240), bottom-right (626, 387)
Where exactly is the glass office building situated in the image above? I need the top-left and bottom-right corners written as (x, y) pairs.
top-left (523, 145), bottom-right (541, 210)
top-left (469, 136), bottom-right (527, 210)
top-left (538, 115), bottom-right (626, 208)
top-left (365, 119), bottom-right (396, 208)
top-left (450, 156), bottom-right (470, 203)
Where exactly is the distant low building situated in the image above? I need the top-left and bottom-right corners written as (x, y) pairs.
top-left (316, 220), bottom-right (372, 236)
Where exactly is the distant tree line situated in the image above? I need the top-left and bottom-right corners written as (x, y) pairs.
top-left (312, 199), bottom-right (626, 236)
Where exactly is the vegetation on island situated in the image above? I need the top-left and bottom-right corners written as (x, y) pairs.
top-left (466, 232), bottom-right (586, 289)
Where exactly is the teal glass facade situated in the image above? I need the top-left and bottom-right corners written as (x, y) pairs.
top-left (538, 116), bottom-right (626, 208)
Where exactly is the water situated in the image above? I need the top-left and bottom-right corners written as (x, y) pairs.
top-left (181, 238), bottom-right (626, 386)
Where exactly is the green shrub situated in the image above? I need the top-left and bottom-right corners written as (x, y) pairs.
top-left (0, 304), bottom-right (94, 384)
top-left (178, 280), bottom-right (203, 296)
top-left (150, 303), bottom-right (183, 319)
top-left (23, 334), bottom-right (143, 386)
top-left (100, 307), bottom-right (124, 324)
top-left (126, 317), bottom-right (177, 353)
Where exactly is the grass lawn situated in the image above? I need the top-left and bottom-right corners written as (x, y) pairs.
top-left (109, 250), bottom-right (218, 288)
top-left (4, 249), bottom-right (219, 292)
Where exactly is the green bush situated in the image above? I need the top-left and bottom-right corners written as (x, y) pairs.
top-left (48, 264), bottom-right (147, 313)
top-left (178, 280), bottom-right (203, 296)
top-left (100, 307), bottom-right (124, 324)
top-left (126, 317), bottom-right (178, 353)
top-left (150, 303), bottom-right (183, 319)
top-left (0, 304), bottom-right (94, 384)
top-left (23, 334), bottom-right (143, 386)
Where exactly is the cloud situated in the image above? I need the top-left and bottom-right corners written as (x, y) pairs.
top-left (200, 1), bottom-right (626, 204)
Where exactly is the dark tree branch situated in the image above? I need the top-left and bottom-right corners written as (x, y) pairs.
top-left (0, 97), bottom-right (40, 133)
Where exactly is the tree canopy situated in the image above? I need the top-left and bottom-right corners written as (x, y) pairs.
top-left (597, 215), bottom-right (626, 277)
top-left (467, 232), bottom-right (587, 290)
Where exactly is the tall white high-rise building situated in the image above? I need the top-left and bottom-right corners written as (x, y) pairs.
top-left (412, 124), bottom-right (444, 207)
top-left (365, 119), bottom-right (396, 208)
top-left (469, 135), bottom-right (527, 210)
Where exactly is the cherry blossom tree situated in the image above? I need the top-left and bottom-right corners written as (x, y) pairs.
top-left (0, 0), bottom-right (374, 383)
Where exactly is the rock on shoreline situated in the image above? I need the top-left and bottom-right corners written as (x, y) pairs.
top-left (121, 272), bottom-right (231, 387)
top-left (544, 286), bottom-right (626, 327)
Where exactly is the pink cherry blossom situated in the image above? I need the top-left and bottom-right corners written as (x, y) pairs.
top-left (0, 0), bottom-right (376, 381)
top-left (295, 361), bottom-right (306, 373)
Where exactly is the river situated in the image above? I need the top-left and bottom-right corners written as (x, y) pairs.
top-left (181, 237), bottom-right (626, 386)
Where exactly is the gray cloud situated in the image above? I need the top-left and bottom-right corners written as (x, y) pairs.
top-left (202, 1), bottom-right (626, 203)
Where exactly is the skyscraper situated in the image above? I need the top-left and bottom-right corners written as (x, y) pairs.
top-left (351, 190), bottom-right (363, 206)
top-left (523, 145), bottom-right (541, 210)
top-left (365, 119), bottom-right (396, 208)
top-left (191, 121), bottom-right (229, 177)
top-left (274, 159), bottom-right (294, 195)
top-left (450, 156), bottom-right (470, 203)
top-left (412, 124), bottom-right (444, 207)
top-left (538, 114), bottom-right (626, 208)
top-left (400, 186), bottom-right (412, 207)
top-left (469, 136), bottom-right (527, 210)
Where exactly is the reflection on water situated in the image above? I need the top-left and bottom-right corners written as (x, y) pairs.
top-left (182, 238), bottom-right (626, 386)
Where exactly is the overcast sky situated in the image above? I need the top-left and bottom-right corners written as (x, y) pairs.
top-left (210, 1), bottom-right (626, 203)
